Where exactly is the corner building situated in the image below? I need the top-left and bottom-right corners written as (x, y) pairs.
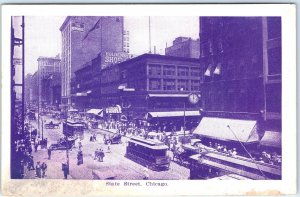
top-left (196, 17), bottom-right (282, 152)
top-left (101, 54), bottom-right (202, 131)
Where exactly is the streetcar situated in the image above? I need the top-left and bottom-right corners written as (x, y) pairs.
top-left (125, 137), bottom-right (170, 170)
top-left (63, 120), bottom-right (85, 138)
top-left (188, 151), bottom-right (281, 180)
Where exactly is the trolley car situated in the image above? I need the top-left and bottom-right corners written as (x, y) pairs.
top-left (125, 137), bottom-right (170, 170)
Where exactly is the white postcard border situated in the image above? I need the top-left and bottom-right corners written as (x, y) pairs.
top-left (1, 4), bottom-right (297, 196)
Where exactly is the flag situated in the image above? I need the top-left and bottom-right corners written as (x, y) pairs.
top-left (83, 18), bottom-right (101, 40)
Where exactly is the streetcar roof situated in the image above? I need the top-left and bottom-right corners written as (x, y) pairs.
top-left (129, 137), bottom-right (168, 150)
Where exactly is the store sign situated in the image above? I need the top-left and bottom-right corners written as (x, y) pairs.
top-left (71, 22), bottom-right (84, 32)
top-left (101, 52), bottom-right (130, 69)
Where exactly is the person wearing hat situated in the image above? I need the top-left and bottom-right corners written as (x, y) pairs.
top-left (62, 162), bottom-right (68, 179)
top-left (41, 162), bottom-right (47, 178)
top-left (36, 161), bottom-right (41, 178)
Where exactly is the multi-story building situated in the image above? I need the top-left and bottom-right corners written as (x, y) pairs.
top-left (73, 54), bottom-right (102, 110)
top-left (37, 55), bottom-right (61, 107)
top-left (60, 16), bottom-right (124, 110)
top-left (123, 30), bottom-right (130, 53)
top-left (44, 72), bottom-right (62, 108)
top-left (24, 73), bottom-right (33, 105)
top-left (100, 54), bottom-right (202, 131)
top-left (196, 17), bottom-right (281, 150)
top-left (165, 37), bottom-right (200, 59)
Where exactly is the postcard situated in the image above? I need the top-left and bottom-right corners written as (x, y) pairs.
top-left (0, 4), bottom-right (297, 196)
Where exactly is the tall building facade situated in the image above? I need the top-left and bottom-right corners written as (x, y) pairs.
top-left (60, 16), bottom-right (124, 110)
top-left (37, 55), bottom-right (61, 106)
top-left (165, 37), bottom-right (200, 58)
top-left (198, 17), bottom-right (281, 147)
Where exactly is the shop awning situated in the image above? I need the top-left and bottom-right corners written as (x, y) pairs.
top-left (260, 131), bottom-right (281, 148)
top-left (86, 109), bottom-right (103, 117)
top-left (148, 94), bottom-right (189, 98)
top-left (147, 111), bottom-right (201, 118)
top-left (75, 90), bottom-right (92, 96)
top-left (68, 109), bottom-right (78, 112)
top-left (193, 117), bottom-right (259, 143)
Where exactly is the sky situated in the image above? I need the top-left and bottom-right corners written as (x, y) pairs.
top-left (25, 16), bottom-right (199, 74)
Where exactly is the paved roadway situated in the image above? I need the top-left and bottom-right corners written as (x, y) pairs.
top-left (24, 116), bottom-right (189, 180)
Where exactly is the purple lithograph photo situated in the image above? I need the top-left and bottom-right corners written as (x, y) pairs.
top-left (10, 16), bottom-right (282, 181)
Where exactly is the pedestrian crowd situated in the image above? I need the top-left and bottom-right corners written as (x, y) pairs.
top-left (94, 148), bottom-right (105, 162)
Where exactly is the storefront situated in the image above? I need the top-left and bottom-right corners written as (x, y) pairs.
top-left (146, 110), bottom-right (201, 132)
top-left (105, 105), bottom-right (122, 120)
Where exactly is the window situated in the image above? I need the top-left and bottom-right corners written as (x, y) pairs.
top-left (163, 79), bottom-right (176, 90)
top-left (191, 68), bottom-right (201, 77)
top-left (177, 66), bottom-right (189, 76)
top-left (121, 70), bottom-right (127, 79)
top-left (267, 17), bottom-right (281, 39)
top-left (191, 80), bottom-right (200, 91)
top-left (268, 47), bottom-right (281, 75)
top-left (163, 65), bottom-right (175, 76)
top-left (148, 64), bottom-right (161, 75)
top-left (177, 79), bottom-right (189, 91)
top-left (149, 79), bottom-right (161, 90)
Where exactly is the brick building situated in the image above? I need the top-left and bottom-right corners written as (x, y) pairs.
top-left (60, 16), bottom-right (125, 110)
top-left (195, 17), bottom-right (281, 150)
top-left (165, 37), bottom-right (200, 59)
top-left (100, 54), bottom-right (202, 130)
top-left (37, 55), bottom-right (61, 107)
top-left (72, 54), bottom-right (102, 110)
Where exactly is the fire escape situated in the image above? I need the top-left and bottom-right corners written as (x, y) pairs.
top-left (11, 16), bottom-right (25, 179)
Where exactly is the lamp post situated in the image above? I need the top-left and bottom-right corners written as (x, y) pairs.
top-left (39, 116), bottom-right (44, 140)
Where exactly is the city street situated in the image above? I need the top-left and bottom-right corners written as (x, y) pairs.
top-left (24, 116), bottom-right (189, 180)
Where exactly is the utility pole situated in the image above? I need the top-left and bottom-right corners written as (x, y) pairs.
top-left (149, 16), bottom-right (151, 54)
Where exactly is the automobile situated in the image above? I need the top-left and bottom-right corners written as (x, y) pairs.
top-left (104, 133), bottom-right (122, 144)
top-left (48, 137), bottom-right (76, 151)
top-left (44, 122), bottom-right (60, 129)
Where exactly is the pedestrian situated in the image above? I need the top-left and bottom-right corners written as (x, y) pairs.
top-left (77, 151), bottom-right (83, 165)
top-left (47, 148), bottom-right (52, 160)
top-left (34, 143), bottom-right (38, 152)
top-left (41, 162), bottom-right (47, 178)
top-left (62, 162), bottom-right (68, 179)
top-left (44, 138), bottom-right (48, 148)
top-left (99, 149), bottom-right (104, 162)
top-left (107, 145), bottom-right (111, 153)
top-left (29, 155), bottom-right (35, 170)
top-left (36, 161), bottom-right (41, 178)
top-left (94, 149), bottom-right (99, 160)
top-left (78, 141), bottom-right (83, 152)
